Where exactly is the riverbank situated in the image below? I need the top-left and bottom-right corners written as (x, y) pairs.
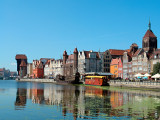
top-left (18, 79), bottom-right (160, 89)
top-left (109, 80), bottom-right (160, 89)
top-left (18, 78), bottom-right (56, 83)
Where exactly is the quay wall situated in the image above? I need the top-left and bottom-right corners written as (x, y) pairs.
top-left (19, 78), bottom-right (56, 83)
top-left (109, 80), bottom-right (160, 89)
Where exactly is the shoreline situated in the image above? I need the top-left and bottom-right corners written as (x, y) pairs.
top-left (109, 80), bottom-right (160, 89)
top-left (17, 78), bottom-right (160, 89)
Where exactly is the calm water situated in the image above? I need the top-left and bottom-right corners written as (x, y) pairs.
top-left (0, 80), bottom-right (160, 120)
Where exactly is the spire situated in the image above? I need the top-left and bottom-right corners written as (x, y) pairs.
top-left (148, 18), bottom-right (151, 30)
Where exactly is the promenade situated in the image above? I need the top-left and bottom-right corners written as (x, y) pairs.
top-left (109, 80), bottom-right (160, 89)
top-left (19, 78), bottom-right (56, 83)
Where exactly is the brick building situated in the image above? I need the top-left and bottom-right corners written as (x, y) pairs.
top-left (15, 54), bottom-right (27, 76)
top-left (32, 60), bottom-right (44, 78)
top-left (63, 48), bottom-right (78, 79)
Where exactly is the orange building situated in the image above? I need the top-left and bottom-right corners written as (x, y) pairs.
top-left (110, 58), bottom-right (123, 78)
top-left (32, 60), bottom-right (44, 78)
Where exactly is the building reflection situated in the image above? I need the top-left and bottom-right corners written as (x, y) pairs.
top-left (15, 88), bottom-right (27, 110)
top-left (14, 83), bottom-right (160, 119)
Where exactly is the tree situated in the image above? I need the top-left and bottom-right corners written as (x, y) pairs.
top-left (152, 62), bottom-right (160, 75)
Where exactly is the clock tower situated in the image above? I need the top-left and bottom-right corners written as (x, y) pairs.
top-left (142, 20), bottom-right (157, 52)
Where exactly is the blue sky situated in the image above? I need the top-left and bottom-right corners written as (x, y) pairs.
top-left (0, 0), bottom-right (160, 71)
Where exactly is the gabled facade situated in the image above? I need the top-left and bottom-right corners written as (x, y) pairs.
top-left (78, 50), bottom-right (102, 74)
top-left (110, 58), bottom-right (123, 78)
top-left (104, 49), bottom-right (125, 72)
top-left (32, 60), bottom-right (44, 78)
top-left (63, 48), bottom-right (78, 78)
top-left (150, 49), bottom-right (160, 73)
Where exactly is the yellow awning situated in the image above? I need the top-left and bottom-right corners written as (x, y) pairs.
top-left (85, 76), bottom-right (106, 78)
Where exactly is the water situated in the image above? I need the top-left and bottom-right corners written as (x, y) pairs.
top-left (0, 80), bottom-right (160, 120)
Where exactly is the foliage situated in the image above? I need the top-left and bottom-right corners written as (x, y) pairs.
top-left (152, 62), bottom-right (160, 75)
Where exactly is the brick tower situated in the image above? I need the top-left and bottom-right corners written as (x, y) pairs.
top-left (73, 48), bottom-right (78, 74)
top-left (142, 20), bottom-right (157, 52)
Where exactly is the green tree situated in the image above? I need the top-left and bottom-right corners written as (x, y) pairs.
top-left (152, 62), bottom-right (160, 75)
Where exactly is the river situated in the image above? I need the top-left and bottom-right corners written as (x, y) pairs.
top-left (0, 80), bottom-right (160, 120)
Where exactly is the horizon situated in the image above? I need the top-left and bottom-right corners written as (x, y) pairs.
top-left (1, 0), bottom-right (160, 71)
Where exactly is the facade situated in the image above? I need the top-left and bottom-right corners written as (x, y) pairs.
top-left (44, 60), bottom-right (51, 78)
top-left (123, 21), bottom-right (157, 79)
top-left (110, 58), bottom-right (123, 78)
top-left (19, 60), bottom-right (27, 78)
top-left (44, 59), bottom-right (63, 78)
top-left (32, 60), bottom-right (44, 78)
top-left (150, 49), bottom-right (160, 73)
top-left (63, 48), bottom-right (78, 78)
top-left (123, 44), bottom-right (138, 79)
top-left (51, 59), bottom-right (63, 77)
top-left (27, 63), bottom-right (33, 78)
top-left (78, 50), bottom-right (102, 74)
top-left (0, 68), bottom-right (5, 78)
top-left (132, 49), bottom-right (149, 75)
top-left (104, 49), bottom-right (125, 72)
top-left (15, 54), bottom-right (27, 76)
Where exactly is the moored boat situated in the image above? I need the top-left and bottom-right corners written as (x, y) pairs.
top-left (85, 76), bottom-right (109, 86)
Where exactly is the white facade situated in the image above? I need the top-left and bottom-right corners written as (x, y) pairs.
top-left (44, 59), bottom-right (63, 78)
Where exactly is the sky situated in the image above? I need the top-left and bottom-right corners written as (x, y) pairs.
top-left (0, 0), bottom-right (160, 71)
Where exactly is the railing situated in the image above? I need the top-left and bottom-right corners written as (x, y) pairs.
top-left (109, 80), bottom-right (160, 86)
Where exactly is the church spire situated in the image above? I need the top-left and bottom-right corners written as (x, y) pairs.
top-left (148, 18), bottom-right (151, 30)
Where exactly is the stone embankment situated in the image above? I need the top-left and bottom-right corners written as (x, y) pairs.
top-left (18, 78), bottom-right (56, 83)
top-left (109, 80), bottom-right (160, 89)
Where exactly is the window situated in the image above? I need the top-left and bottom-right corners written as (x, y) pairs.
top-left (154, 55), bottom-right (157, 59)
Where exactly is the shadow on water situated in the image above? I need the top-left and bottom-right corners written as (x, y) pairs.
top-left (13, 81), bottom-right (160, 119)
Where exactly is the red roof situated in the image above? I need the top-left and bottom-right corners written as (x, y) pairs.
top-left (143, 30), bottom-right (156, 38)
top-left (109, 49), bottom-right (125, 56)
top-left (0, 69), bottom-right (4, 72)
top-left (15, 54), bottom-right (27, 59)
top-left (20, 60), bottom-right (27, 67)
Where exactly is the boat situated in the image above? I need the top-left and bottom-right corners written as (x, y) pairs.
top-left (85, 75), bottom-right (109, 86)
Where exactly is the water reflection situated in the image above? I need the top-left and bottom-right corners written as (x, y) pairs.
top-left (14, 82), bottom-right (160, 119)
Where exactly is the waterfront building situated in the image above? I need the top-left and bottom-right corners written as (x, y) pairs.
top-left (51, 59), bottom-right (63, 78)
top-left (123, 51), bottom-right (132, 79)
top-left (0, 68), bottom-right (5, 78)
top-left (78, 50), bottom-right (102, 74)
top-left (123, 43), bottom-right (138, 79)
top-left (132, 21), bottom-right (157, 75)
top-left (123, 21), bottom-right (157, 79)
top-left (132, 49), bottom-right (149, 75)
top-left (27, 63), bottom-right (33, 78)
top-left (104, 49), bottom-right (125, 72)
top-left (110, 58), bottom-right (123, 78)
top-left (19, 60), bottom-right (27, 78)
top-left (150, 49), bottom-right (160, 73)
top-left (15, 54), bottom-right (27, 76)
top-left (44, 59), bottom-right (63, 78)
top-left (32, 60), bottom-right (44, 78)
top-left (44, 60), bottom-right (51, 78)
top-left (63, 48), bottom-right (78, 79)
